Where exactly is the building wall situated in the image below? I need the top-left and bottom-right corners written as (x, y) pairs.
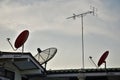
top-left (0, 61), bottom-right (21, 80)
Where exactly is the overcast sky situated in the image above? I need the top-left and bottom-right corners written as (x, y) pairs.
top-left (0, 0), bottom-right (120, 70)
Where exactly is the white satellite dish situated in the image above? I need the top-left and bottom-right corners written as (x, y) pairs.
top-left (34, 47), bottom-right (57, 69)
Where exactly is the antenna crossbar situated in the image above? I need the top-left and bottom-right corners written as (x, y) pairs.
top-left (66, 10), bottom-right (94, 20)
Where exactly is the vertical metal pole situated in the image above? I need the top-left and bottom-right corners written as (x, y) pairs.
top-left (105, 61), bottom-right (106, 69)
top-left (45, 62), bottom-right (47, 70)
top-left (22, 44), bottom-right (24, 53)
top-left (81, 15), bottom-right (84, 69)
top-left (104, 61), bottom-right (108, 73)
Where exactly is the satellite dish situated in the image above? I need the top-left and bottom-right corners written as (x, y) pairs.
top-left (14, 30), bottom-right (29, 49)
top-left (35, 47), bottom-right (57, 69)
top-left (7, 30), bottom-right (29, 52)
top-left (97, 51), bottom-right (109, 68)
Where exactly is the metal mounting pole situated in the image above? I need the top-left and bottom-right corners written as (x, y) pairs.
top-left (81, 15), bottom-right (84, 69)
top-left (104, 61), bottom-right (106, 69)
top-left (22, 44), bottom-right (24, 53)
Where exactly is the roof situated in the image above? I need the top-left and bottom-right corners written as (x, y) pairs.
top-left (47, 68), bottom-right (120, 78)
top-left (47, 68), bottom-right (120, 74)
top-left (0, 51), bottom-right (45, 72)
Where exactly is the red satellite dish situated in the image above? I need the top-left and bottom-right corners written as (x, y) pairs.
top-left (14, 30), bottom-right (29, 49)
top-left (97, 51), bottom-right (109, 67)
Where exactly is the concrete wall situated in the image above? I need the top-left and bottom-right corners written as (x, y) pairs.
top-left (1, 61), bottom-right (21, 80)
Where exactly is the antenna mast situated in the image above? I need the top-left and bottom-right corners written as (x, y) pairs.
top-left (67, 7), bottom-right (96, 69)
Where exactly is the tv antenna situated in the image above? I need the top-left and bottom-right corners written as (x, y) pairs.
top-left (34, 47), bottom-right (57, 70)
top-left (7, 30), bottom-right (29, 53)
top-left (66, 7), bottom-right (97, 69)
